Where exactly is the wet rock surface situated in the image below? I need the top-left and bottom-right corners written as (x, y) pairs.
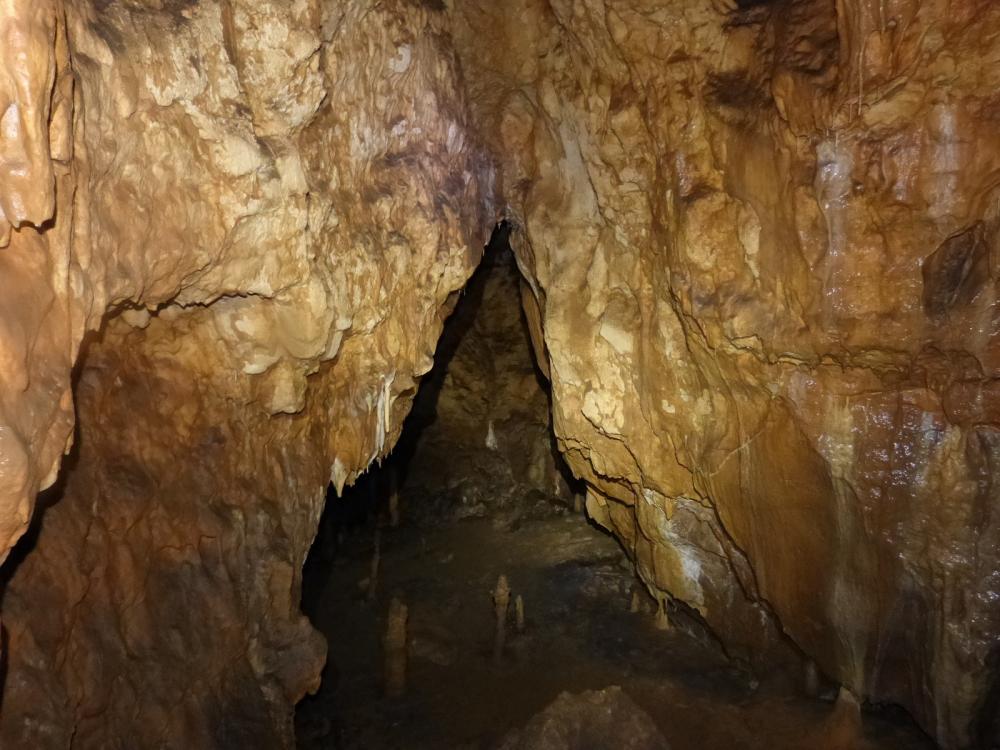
top-left (497, 687), bottom-right (671, 750)
top-left (297, 511), bottom-right (933, 750)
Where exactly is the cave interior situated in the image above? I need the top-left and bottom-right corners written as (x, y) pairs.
top-left (1, 1), bottom-right (1000, 749)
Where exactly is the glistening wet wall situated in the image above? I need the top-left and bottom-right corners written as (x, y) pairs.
top-left (451, 2), bottom-right (1000, 746)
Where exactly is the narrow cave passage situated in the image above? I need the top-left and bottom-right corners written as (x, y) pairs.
top-left (292, 229), bottom-right (936, 750)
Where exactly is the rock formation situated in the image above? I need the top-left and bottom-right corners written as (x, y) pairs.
top-left (0, 1), bottom-right (489, 746)
top-left (497, 686), bottom-right (671, 750)
top-left (451, 1), bottom-right (1000, 746)
top-left (0, 0), bottom-right (999, 748)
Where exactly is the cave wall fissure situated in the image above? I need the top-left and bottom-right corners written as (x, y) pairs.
top-left (391, 233), bottom-right (577, 524)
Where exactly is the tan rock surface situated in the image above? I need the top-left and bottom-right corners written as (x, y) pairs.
top-left (0, 0), bottom-right (489, 746)
top-left (451, 1), bottom-right (1000, 747)
top-left (0, 0), bottom-right (74, 565)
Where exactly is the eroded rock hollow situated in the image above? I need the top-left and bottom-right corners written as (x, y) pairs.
top-left (392, 229), bottom-right (578, 524)
top-left (0, 0), bottom-right (998, 748)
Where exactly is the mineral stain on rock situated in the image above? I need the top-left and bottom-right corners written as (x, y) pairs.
top-left (922, 222), bottom-right (991, 319)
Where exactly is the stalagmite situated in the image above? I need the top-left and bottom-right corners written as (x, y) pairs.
top-left (629, 588), bottom-right (642, 614)
top-left (823, 687), bottom-right (864, 749)
top-left (388, 475), bottom-right (400, 529)
top-left (574, 494), bottom-right (583, 514)
top-left (804, 660), bottom-right (820, 698)
top-left (493, 574), bottom-right (511, 663)
top-left (384, 597), bottom-right (409, 698)
top-left (654, 596), bottom-right (670, 631)
top-left (367, 530), bottom-right (382, 602)
top-left (515, 594), bottom-right (525, 633)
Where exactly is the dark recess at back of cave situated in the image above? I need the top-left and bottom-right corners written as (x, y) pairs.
top-left (302, 221), bottom-right (582, 616)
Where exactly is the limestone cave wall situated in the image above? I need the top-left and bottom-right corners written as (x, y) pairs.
top-left (451, 1), bottom-right (1000, 747)
top-left (0, 0), bottom-right (489, 746)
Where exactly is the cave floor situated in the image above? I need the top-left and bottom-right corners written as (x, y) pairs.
top-left (296, 509), bottom-right (934, 750)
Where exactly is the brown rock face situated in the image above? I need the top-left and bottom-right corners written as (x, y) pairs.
top-left (451, 1), bottom-right (1000, 747)
top-left (498, 686), bottom-right (671, 750)
top-left (0, 0), bottom-right (489, 746)
top-left (1, 0), bottom-right (999, 748)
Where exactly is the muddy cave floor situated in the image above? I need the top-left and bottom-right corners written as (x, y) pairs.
top-left (295, 498), bottom-right (934, 750)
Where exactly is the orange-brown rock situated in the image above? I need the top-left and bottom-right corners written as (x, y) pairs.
top-left (0, 0), bottom-right (489, 746)
top-left (0, 0), bottom-right (74, 566)
top-left (451, 1), bottom-right (1000, 747)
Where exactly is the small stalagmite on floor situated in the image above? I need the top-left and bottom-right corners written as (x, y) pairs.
top-left (493, 574), bottom-right (511, 663)
top-left (388, 492), bottom-right (400, 528)
top-left (804, 659), bottom-right (820, 698)
top-left (654, 596), bottom-right (670, 631)
top-left (367, 530), bottom-right (381, 602)
top-left (804, 687), bottom-right (865, 750)
top-left (388, 471), bottom-right (400, 528)
top-left (384, 597), bottom-right (408, 698)
top-left (515, 594), bottom-right (525, 633)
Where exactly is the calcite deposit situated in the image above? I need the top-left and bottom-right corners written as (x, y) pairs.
top-left (451, 1), bottom-right (1000, 747)
top-left (0, 0), bottom-right (488, 746)
top-left (1, 0), bottom-right (999, 748)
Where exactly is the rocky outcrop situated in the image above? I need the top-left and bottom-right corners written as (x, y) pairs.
top-left (452, 1), bottom-right (1000, 747)
top-left (498, 687), bottom-right (670, 750)
top-left (0, 1), bottom-right (489, 746)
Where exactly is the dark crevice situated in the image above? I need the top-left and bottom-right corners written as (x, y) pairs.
top-left (301, 220), bottom-right (582, 617)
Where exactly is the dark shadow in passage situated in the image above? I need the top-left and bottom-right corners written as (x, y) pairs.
top-left (0, 330), bottom-right (95, 712)
top-left (301, 222), bottom-right (515, 615)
